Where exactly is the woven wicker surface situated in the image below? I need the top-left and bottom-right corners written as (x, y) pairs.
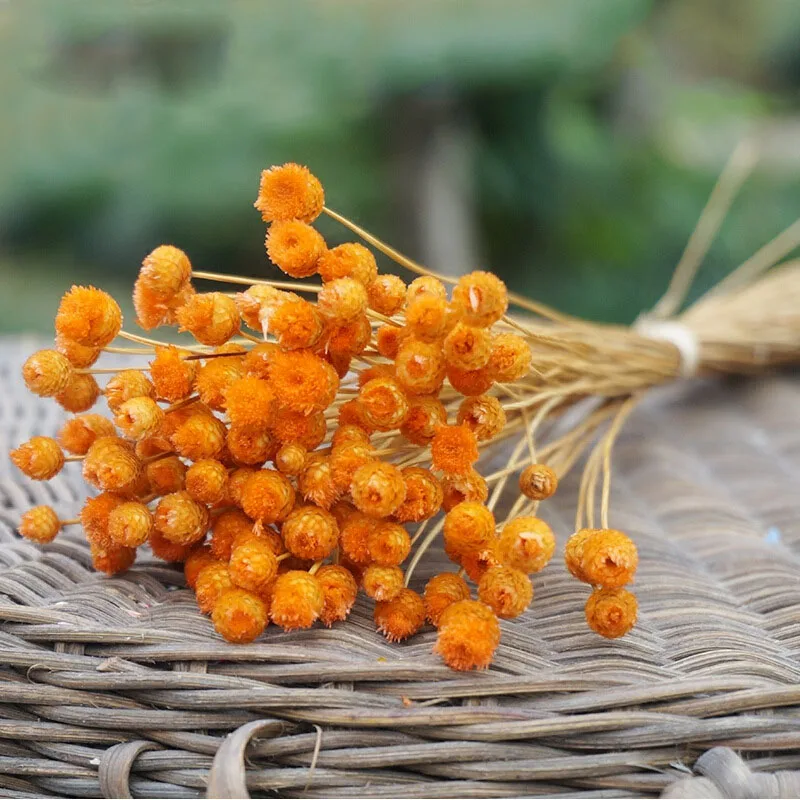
top-left (2, 337), bottom-right (800, 798)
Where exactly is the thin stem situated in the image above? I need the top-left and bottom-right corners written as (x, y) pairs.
top-left (59, 518), bottom-right (80, 526)
top-left (600, 394), bottom-right (641, 529)
top-left (193, 270), bottom-right (322, 293)
top-left (404, 518), bottom-right (445, 586)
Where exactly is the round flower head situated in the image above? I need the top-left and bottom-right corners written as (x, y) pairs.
top-left (150, 346), bottom-right (196, 403)
top-left (213, 588), bottom-right (268, 643)
top-left (282, 505), bottom-right (339, 561)
top-left (271, 408), bottom-right (327, 449)
top-left (91, 542), bottom-right (136, 575)
top-left (459, 538), bottom-right (501, 583)
top-left (268, 297), bottom-right (323, 350)
top-left (208, 509), bottom-right (251, 561)
top-left (225, 466), bottom-right (256, 506)
top-left (154, 491), bottom-right (209, 546)
top-left (22, 349), bottom-right (73, 397)
top-left (478, 565), bottom-right (533, 619)
top-left (443, 323), bottom-right (492, 371)
top-left (183, 543), bottom-right (217, 590)
top-left (499, 516), bottom-right (555, 574)
top-left (431, 424), bottom-right (479, 476)
top-left (489, 333), bottom-right (532, 383)
top-left (139, 244), bottom-right (192, 298)
top-left (358, 377), bottom-right (408, 432)
top-left (362, 564), bottom-right (404, 602)
top-left (243, 519), bottom-right (286, 555)
top-left (317, 277), bottom-right (368, 322)
top-left (357, 364), bottom-right (394, 389)
top-left (148, 528), bottom-right (192, 563)
top-left (105, 370), bottom-right (155, 413)
top-left (80, 492), bottom-right (124, 548)
top-left (275, 442), bottom-right (307, 476)
top-left (171, 413), bottom-right (227, 462)
top-left (108, 502), bottom-right (154, 547)
top-left (316, 564), bottom-right (358, 627)
top-left (195, 356), bottom-right (245, 411)
top-left (351, 461), bottom-right (407, 518)
top-left (235, 285), bottom-right (285, 332)
top-left (435, 600), bottom-right (500, 670)
top-left (330, 442), bottom-right (376, 494)
top-left (267, 350), bottom-right (338, 415)
top-left (452, 271), bottom-right (508, 328)
top-left (407, 275), bottom-right (447, 304)
top-left (55, 373), bottom-right (100, 413)
top-left (224, 376), bottom-right (276, 430)
top-left (399, 396), bottom-right (447, 446)
top-left (133, 279), bottom-right (194, 331)
top-left (337, 400), bottom-right (375, 434)
top-left (82, 437), bottom-right (141, 492)
top-left (374, 588), bottom-right (425, 643)
top-left (55, 333), bottom-right (101, 368)
top-left (185, 459), bottom-right (228, 505)
top-left (394, 467), bottom-right (443, 523)
top-left (395, 339), bottom-right (447, 396)
top-left (579, 529), bottom-right (638, 588)
top-left (326, 314), bottom-right (372, 358)
top-left (447, 364), bottom-right (494, 397)
top-left (456, 395), bottom-right (506, 442)
top-left (517, 464), bottom-right (558, 501)
top-left (317, 243), bottom-right (377, 286)
top-left (564, 528), bottom-right (599, 582)
top-left (147, 456), bottom-right (187, 496)
top-left (240, 469), bottom-right (295, 524)
top-left (298, 455), bottom-right (339, 510)
top-left (376, 324), bottom-right (410, 360)
top-left (424, 572), bottom-right (471, 626)
top-left (115, 397), bottom-right (165, 441)
top-left (443, 502), bottom-right (495, 561)
top-left (255, 162), bottom-right (324, 223)
top-left (55, 285), bottom-right (122, 348)
top-left (441, 468), bottom-right (489, 511)
top-left (367, 521), bottom-right (411, 566)
top-left (586, 587), bottom-right (638, 639)
top-left (229, 537), bottom-right (279, 593)
top-left (11, 437), bottom-right (64, 481)
top-left (270, 570), bottom-right (324, 630)
top-left (406, 294), bottom-right (449, 342)
top-left (266, 220), bottom-right (325, 278)
top-left (195, 562), bottom-right (234, 614)
top-left (339, 511), bottom-right (377, 565)
top-left (227, 425), bottom-right (275, 467)
top-left (175, 292), bottom-right (240, 346)
top-left (19, 505), bottom-right (61, 544)
top-left (368, 274), bottom-right (406, 316)
top-left (331, 424), bottom-right (371, 450)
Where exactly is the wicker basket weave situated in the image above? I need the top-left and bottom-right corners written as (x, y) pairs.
top-left (2, 337), bottom-right (800, 798)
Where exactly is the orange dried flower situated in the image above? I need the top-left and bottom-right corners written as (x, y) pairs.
top-left (224, 376), bottom-right (276, 430)
top-left (431, 424), bottom-right (479, 476)
top-left (331, 424), bottom-right (371, 450)
top-left (80, 492), bottom-right (124, 548)
top-left (114, 397), bottom-right (165, 440)
top-left (424, 572), bottom-right (471, 626)
top-left (394, 467), bottom-right (442, 523)
top-left (148, 528), bottom-right (193, 563)
top-left (213, 588), bottom-right (269, 643)
top-left (105, 370), bottom-right (156, 413)
top-left (282, 505), bottom-right (339, 561)
top-left (443, 502), bottom-right (495, 561)
top-left (171, 413), bottom-right (227, 462)
top-left (11, 437), bottom-right (64, 481)
top-left (376, 324), bottom-right (410, 360)
top-left (406, 294), bottom-right (449, 342)
top-left (478, 565), bottom-right (533, 619)
top-left (209, 510), bottom-right (251, 561)
top-left (154, 491), bottom-right (210, 546)
top-left (226, 466), bottom-right (257, 507)
top-left (357, 364), bottom-right (394, 389)
top-left (330, 442), bottom-right (376, 493)
top-left (55, 333), bottom-right (101, 369)
top-left (268, 297), bottom-right (324, 350)
top-left (19, 505), bottom-right (61, 544)
top-left (195, 356), bottom-right (245, 411)
top-left (519, 464), bottom-right (558, 500)
top-left (434, 600), bottom-right (500, 670)
top-left (150, 346), bottom-right (195, 403)
top-left (452, 271), bottom-right (508, 328)
top-left (400, 396), bottom-right (447, 446)
top-left (564, 528), bottom-right (598, 582)
top-left (229, 537), bottom-right (279, 593)
top-left (374, 588), bottom-right (425, 642)
top-left (441, 468), bottom-right (489, 511)
top-left (185, 459), bottom-right (229, 505)
top-left (326, 314), bottom-right (371, 357)
top-left (175, 292), bottom-right (240, 346)
top-left (133, 279), bottom-right (194, 331)
top-left (489, 333), bottom-right (532, 383)
top-left (240, 469), bottom-right (295, 524)
top-left (235, 285), bottom-right (285, 332)
top-left (271, 408), bottom-right (327, 449)
top-left (108, 502), bottom-right (154, 547)
top-left (498, 516), bottom-right (555, 574)
top-left (183, 543), bottom-right (217, 590)
top-left (358, 377), bottom-right (409, 431)
top-left (367, 521), bottom-right (411, 566)
top-left (407, 276), bottom-right (447, 304)
top-left (270, 570), bottom-right (324, 630)
top-left (317, 243), bottom-right (377, 286)
top-left (242, 519), bottom-right (285, 555)
top-left (351, 461), bottom-right (407, 518)
top-left (317, 277), bottom-right (368, 322)
top-left (368, 274), bottom-right (406, 316)
top-left (362, 564), bottom-right (404, 601)
top-left (585, 587), bottom-right (638, 638)
top-left (55, 373), bottom-right (100, 413)
top-left (91, 542), bottom-right (136, 575)
top-left (298, 455), bottom-right (339, 510)
top-left (55, 286), bottom-right (122, 348)
top-left (22, 349), bottom-right (73, 397)
top-left (337, 400), bottom-right (375, 434)
top-left (339, 511), bottom-right (377, 565)
top-left (316, 564), bottom-right (358, 627)
top-left (457, 395), bottom-right (506, 441)
top-left (275, 442), bottom-right (307, 476)
top-left (395, 338), bottom-right (447, 396)
top-left (255, 162), bottom-right (324, 224)
top-left (266, 220), bottom-right (325, 278)
top-left (227, 425), bottom-right (276, 467)
top-left (446, 364), bottom-right (494, 396)
top-left (268, 350), bottom-right (338, 415)
top-left (578, 529), bottom-right (638, 588)
top-left (195, 562), bottom-right (234, 614)
top-left (443, 323), bottom-right (492, 371)
top-left (146, 456), bottom-right (186, 496)
top-left (139, 244), bottom-right (192, 298)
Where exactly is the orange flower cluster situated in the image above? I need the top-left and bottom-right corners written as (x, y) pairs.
top-left (11, 162), bottom-right (640, 669)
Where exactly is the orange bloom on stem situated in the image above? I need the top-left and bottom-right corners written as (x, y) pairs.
top-left (114, 396), bottom-right (165, 440)
top-left (195, 356), bottom-right (245, 411)
top-left (108, 502), bottom-right (153, 547)
top-left (55, 373), bottom-right (100, 413)
top-left (80, 493), bottom-right (125, 548)
top-left (298, 455), bottom-right (339, 510)
top-left (518, 464), bottom-right (559, 500)
top-left (146, 456), bottom-right (186, 496)
top-left (317, 243), bottom-right (377, 286)
top-left (368, 274), bottom-right (406, 316)
top-left (394, 467), bottom-right (443, 523)
top-left (400, 395), bottom-right (447, 446)
top-left (585, 587), bottom-right (638, 638)
top-left (19, 505), bottom-right (62, 544)
top-left (154, 491), bottom-right (210, 546)
top-left (175, 292), bottom-right (240, 346)
top-left (441, 468), bottom-right (489, 511)
top-left (446, 364), bottom-right (494, 396)
top-left (213, 588), bottom-right (268, 643)
top-left (91, 542), bottom-right (136, 575)
top-left (183, 543), bottom-right (217, 590)
top-left (316, 564), bottom-right (358, 627)
top-left (171, 413), bottom-right (227, 462)
top-left (149, 528), bottom-right (193, 563)
top-left (236, 285), bottom-right (285, 332)
top-left (424, 572), bottom-right (471, 626)
top-left (564, 528), bottom-right (599, 582)
top-left (185, 459), bottom-right (229, 505)
top-left (578, 529), bottom-right (638, 588)
top-left (268, 297), bottom-right (323, 350)
top-left (351, 461), bottom-right (407, 518)
top-left (326, 314), bottom-right (371, 358)
top-left (431, 424), bottom-right (479, 476)
top-left (254, 162), bottom-right (324, 224)
top-left (229, 538), bottom-right (279, 593)
top-left (406, 294), bottom-right (449, 342)
top-left (457, 395), bottom-right (506, 441)
top-left (331, 424), bottom-right (371, 450)
top-left (224, 376), bottom-right (276, 430)
top-left (367, 521), bottom-right (411, 567)
top-left (195, 561), bottom-right (234, 614)
top-left (478, 565), bottom-right (533, 619)
top-left (443, 502), bottom-right (495, 561)
top-left (266, 220), bottom-right (325, 279)
top-left (358, 377), bottom-right (409, 431)
top-left (407, 276), bottom-right (447, 304)
top-left (374, 588), bottom-right (425, 642)
top-left (443, 323), bottom-right (492, 371)
top-left (105, 370), bottom-right (155, 413)
top-left (434, 600), bottom-right (500, 670)
top-left (498, 516), bottom-right (555, 574)
top-left (240, 469), bottom-right (295, 524)
top-left (55, 285), bottom-right (122, 348)
top-left (271, 408), bottom-right (327, 449)
top-left (452, 271), bottom-right (508, 328)
top-left (82, 437), bottom-right (141, 492)
top-left (339, 511), bottom-right (377, 565)
top-left (139, 244), bottom-right (192, 298)
top-left (267, 349), bottom-right (339, 415)
top-left (395, 339), bottom-right (446, 396)
top-left (55, 333), bottom-right (101, 369)
top-left (337, 400), bottom-right (376, 434)
top-left (281, 505), bottom-right (339, 561)
top-left (275, 442), bottom-right (307, 476)
top-left (270, 570), bottom-right (324, 630)
top-left (210, 509), bottom-right (253, 561)
top-left (22, 349), bottom-right (73, 397)
top-left (227, 425), bottom-right (276, 467)
top-left (489, 333), bottom-right (532, 383)
top-left (11, 437), bottom-right (65, 481)
top-left (376, 324), bottom-right (410, 360)
top-left (150, 346), bottom-right (196, 403)
top-left (317, 277), bottom-right (368, 322)
top-left (362, 564), bottom-right (404, 602)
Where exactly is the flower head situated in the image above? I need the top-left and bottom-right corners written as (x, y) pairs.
top-left (446, 364), bottom-right (494, 396)
top-left (317, 243), bottom-right (377, 286)
top-left (22, 349), bottom-right (73, 397)
top-left (91, 542), bottom-right (136, 575)
top-left (275, 442), bottom-right (307, 476)
top-left (362, 564), bottom-right (404, 602)
top-left (80, 492), bottom-right (125, 548)
top-left (406, 294), bottom-right (449, 342)
top-left (236, 285), bottom-right (285, 332)
top-left (224, 376), bottom-right (276, 430)
top-left (443, 502), bottom-right (495, 561)
top-left (358, 377), bottom-right (409, 432)
top-left (146, 456), bottom-right (187, 496)
top-left (266, 220), bottom-right (325, 278)
top-left (367, 521), bottom-right (411, 566)
top-left (55, 333), bottom-right (101, 368)
top-left (154, 491), bottom-right (210, 546)
top-left (330, 442), bottom-right (376, 494)
top-left (108, 501), bottom-right (154, 547)
top-left (268, 350), bottom-right (338, 415)
top-left (298, 455), bottom-right (339, 510)
top-left (270, 570), bottom-right (324, 630)
top-left (519, 464), bottom-right (558, 500)
top-left (150, 346), bottom-right (195, 403)
top-left (395, 339), bottom-right (446, 396)
top-left (368, 274), bottom-right (406, 316)
top-left (578, 529), bottom-right (638, 588)
top-left (317, 277), bottom-right (368, 322)
top-left (229, 538), bottom-right (279, 593)
top-left (399, 396), bottom-right (447, 446)
top-left (105, 370), bottom-right (155, 413)
top-left (351, 461), bottom-right (407, 518)
top-left (55, 285), bottom-right (122, 348)
top-left (339, 511), bottom-right (377, 565)
top-left (149, 528), bottom-right (193, 563)
top-left (441, 468), bottom-right (489, 511)
top-left (227, 425), bottom-right (276, 467)
top-left (195, 562), bottom-right (234, 614)
top-left (271, 408), bottom-right (327, 449)
top-left (115, 396), bottom-right (165, 440)
top-left (212, 588), bottom-right (269, 643)
top-left (431, 424), bottom-right (479, 476)
top-left (452, 271), bottom-right (507, 328)
top-left (376, 324), bottom-right (410, 360)
top-left (434, 600), bottom-right (500, 670)
top-left (185, 459), bottom-right (229, 505)
top-left (11, 437), bottom-right (65, 481)
top-left (171, 412), bottom-right (227, 462)
top-left (374, 588), bottom-right (425, 642)
top-left (586, 587), bottom-right (638, 638)
top-left (208, 510), bottom-right (252, 561)
top-left (489, 333), bottom-right (531, 382)
top-left (183, 543), bottom-right (217, 590)
top-left (498, 516), bottom-right (555, 574)
top-left (326, 314), bottom-right (371, 358)
top-left (82, 437), bottom-right (141, 492)
top-left (282, 505), bottom-right (339, 561)
top-left (478, 565), bottom-right (533, 619)
top-left (240, 469), bottom-right (295, 524)
top-left (316, 564), bottom-right (358, 627)
top-left (443, 323), bottom-right (492, 371)
top-left (19, 505), bottom-right (61, 544)
top-left (139, 245), bottom-right (192, 298)
top-left (55, 373), bottom-right (100, 413)
top-left (175, 292), bottom-right (240, 346)
top-left (268, 297), bottom-right (323, 350)
top-left (424, 572), bottom-right (470, 626)
top-left (456, 395), bottom-right (506, 441)
top-left (407, 276), bottom-right (447, 304)
top-left (255, 163), bottom-right (324, 223)
top-left (331, 424), bottom-right (371, 450)
top-left (394, 467), bottom-right (442, 523)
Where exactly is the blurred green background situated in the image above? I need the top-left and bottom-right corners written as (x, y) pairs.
top-left (2, 0), bottom-right (800, 332)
